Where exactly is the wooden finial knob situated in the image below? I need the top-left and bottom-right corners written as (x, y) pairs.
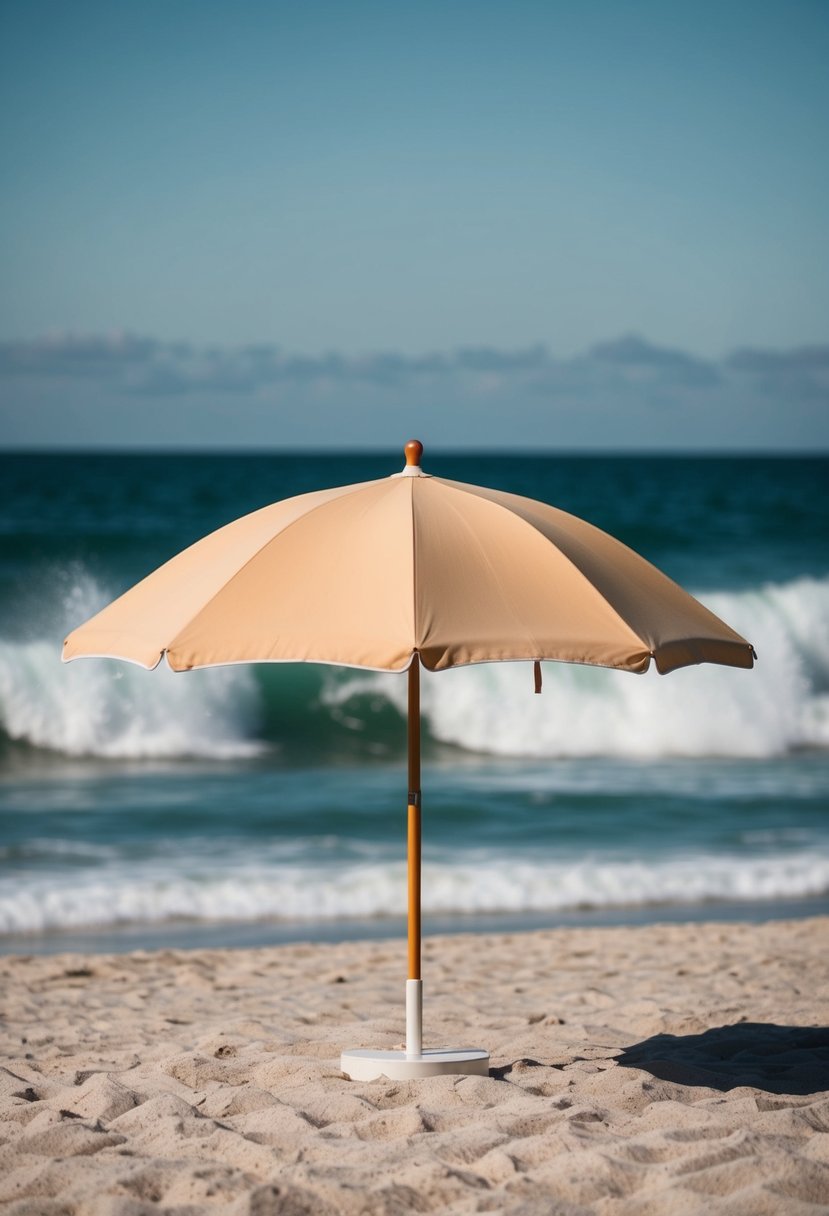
top-left (405, 439), bottom-right (423, 467)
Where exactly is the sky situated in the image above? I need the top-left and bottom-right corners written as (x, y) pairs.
top-left (1, 0), bottom-right (827, 449)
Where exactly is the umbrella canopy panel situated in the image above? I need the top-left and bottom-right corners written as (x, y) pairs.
top-left (63, 466), bottom-right (754, 676)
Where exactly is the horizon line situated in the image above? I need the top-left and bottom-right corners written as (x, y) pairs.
top-left (2, 445), bottom-right (827, 459)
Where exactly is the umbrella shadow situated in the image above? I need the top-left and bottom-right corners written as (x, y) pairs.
top-left (616, 1023), bottom-right (829, 1095)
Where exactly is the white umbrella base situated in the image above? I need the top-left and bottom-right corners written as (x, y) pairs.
top-left (340, 1047), bottom-right (490, 1081)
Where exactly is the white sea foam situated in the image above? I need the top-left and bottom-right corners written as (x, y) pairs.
top-left (1, 570), bottom-right (828, 760)
top-left (1, 849), bottom-right (827, 934)
top-left (0, 571), bottom-right (264, 758)
top-left (324, 577), bottom-right (829, 759)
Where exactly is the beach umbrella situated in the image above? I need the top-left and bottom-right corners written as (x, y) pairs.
top-left (63, 441), bottom-right (755, 1080)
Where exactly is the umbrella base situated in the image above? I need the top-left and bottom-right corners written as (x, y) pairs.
top-left (340, 1047), bottom-right (490, 1081)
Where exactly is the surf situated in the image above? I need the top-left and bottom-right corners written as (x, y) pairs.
top-left (2, 568), bottom-right (825, 761)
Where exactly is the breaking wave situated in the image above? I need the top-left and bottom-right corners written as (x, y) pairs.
top-left (0, 569), bottom-right (827, 760)
top-left (0, 572), bottom-right (263, 758)
top-left (327, 576), bottom-right (829, 759)
top-left (1, 848), bottom-right (827, 935)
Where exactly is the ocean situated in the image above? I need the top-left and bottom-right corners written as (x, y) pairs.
top-left (1, 451), bottom-right (827, 954)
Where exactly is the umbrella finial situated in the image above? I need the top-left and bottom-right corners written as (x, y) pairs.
top-left (404, 440), bottom-right (423, 468)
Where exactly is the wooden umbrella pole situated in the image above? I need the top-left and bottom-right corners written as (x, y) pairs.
top-left (406, 653), bottom-right (423, 1056)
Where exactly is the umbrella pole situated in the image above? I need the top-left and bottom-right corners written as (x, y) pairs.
top-left (341, 647), bottom-right (488, 1079)
top-left (406, 653), bottom-right (422, 1057)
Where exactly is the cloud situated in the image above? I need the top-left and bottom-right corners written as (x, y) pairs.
top-left (586, 335), bottom-right (721, 387)
top-left (0, 333), bottom-right (163, 378)
top-left (0, 334), bottom-right (556, 395)
top-left (0, 331), bottom-right (781, 397)
top-left (724, 345), bottom-right (829, 402)
top-left (726, 345), bottom-right (829, 374)
top-left (0, 332), bottom-right (703, 397)
top-left (1, 331), bottom-right (826, 449)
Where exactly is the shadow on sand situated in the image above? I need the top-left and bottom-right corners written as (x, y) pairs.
top-left (616, 1023), bottom-right (829, 1095)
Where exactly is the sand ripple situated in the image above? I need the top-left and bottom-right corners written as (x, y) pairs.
top-left (1, 918), bottom-right (828, 1214)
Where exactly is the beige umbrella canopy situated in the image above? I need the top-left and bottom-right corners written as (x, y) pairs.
top-left (63, 441), bottom-right (753, 677)
top-left (63, 441), bottom-right (755, 1080)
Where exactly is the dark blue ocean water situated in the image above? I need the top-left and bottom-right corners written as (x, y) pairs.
top-left (1, 452), bottom-right (827, 951)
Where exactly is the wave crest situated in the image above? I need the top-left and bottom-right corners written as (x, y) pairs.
top-left (325, 577), bottom-right (829, 759)
top-left (1, 850), bottom-right (827, 935)
top-left (0, 571), bottom-right (263, 758)
top-left (1, 570), bottom-right (827, 760)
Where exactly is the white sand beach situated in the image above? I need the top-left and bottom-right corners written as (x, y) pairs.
top-left (1, 917), bottom-right (828, 1214)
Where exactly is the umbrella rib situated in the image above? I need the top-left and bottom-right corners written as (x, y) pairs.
top-left (437, 478), bottom-right (752, 670)
top-left (426, 481), bottom-right (546, 659)
top-left (432, 474), bottom-right (724, 666)
top-left (434, 477), bottom-right (653, 661)
top-left (164, 477), bottom-right (392, 664)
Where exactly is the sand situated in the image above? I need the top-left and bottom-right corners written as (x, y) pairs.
top-left (1, 917), bottom-right (828, 1215)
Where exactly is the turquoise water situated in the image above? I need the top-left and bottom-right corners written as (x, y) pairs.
top-left (1, 452), bottom-right (827, 950)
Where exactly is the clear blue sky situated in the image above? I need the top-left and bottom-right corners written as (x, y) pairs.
top-left (1, 0), bottom-right (827, 447)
